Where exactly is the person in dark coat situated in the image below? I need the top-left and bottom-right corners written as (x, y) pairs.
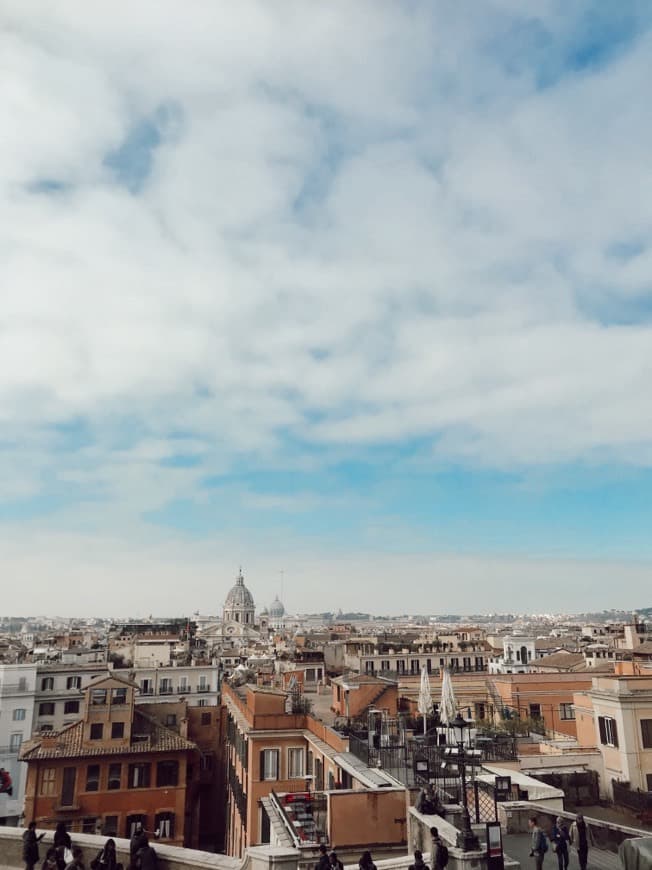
top-left (54, 822), bottom-right (73, 870)
top-left (329, 852), bottom-right (344, 870)
top-left (23, 822), bottom-right (45, 870)
top-left (570, 814), bottom-right (592, 870)
top-left (408, 850), bottom-right (430, 870)
top-left (358, 852), bottom-right (376, 870)
top-left (90, 839), bottom-right (122, 870)
top-left (551, 817), bottom-right (569, 870)
top-left (129, 826), bottom-right (148, 864)
top-left (315, 845), bottom-right (330, 870)
top-left (135, 845), bottom-right (157, 870)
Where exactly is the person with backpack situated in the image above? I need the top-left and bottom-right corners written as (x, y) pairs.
top-left (408, 849), bottom-right (429, 870)
top-left (528, 816), bottom-right (547, 870)
top-left (430, 827), bottom-right (449, 870)
top-left (551, 817), bottom-right (569, 870)
top-left (315, 845), bottom-right (330, 870)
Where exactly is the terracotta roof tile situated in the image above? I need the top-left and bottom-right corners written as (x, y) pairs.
top-left (20, 711), bottom-right (197, 761)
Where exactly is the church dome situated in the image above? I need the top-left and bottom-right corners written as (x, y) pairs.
top-left (225, 569), bottom-right (255, 609)
top-left (269, 595), bottom-right (285, 618)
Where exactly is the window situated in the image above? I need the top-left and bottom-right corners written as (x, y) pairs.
top-left (111, 722), bottom-right (125, 739)
top-left (598, 715), bottom-right (619, 747)
top-left (198, 677), bottom-right (209, 692)
top-left (128, 763), bottom-right (151, 788)
top-left (641, 719), bottom-right (652, 749)
top-left (108, 763), bottom-right (121, 790)
top-left (10, 733), bottom-right (23, 752)
top-left (288, 748), bottom-right (305, 778)
top-left (86, 764), bottom-right (100, 792)
top-left (13, 708), bottom-right (26, 721)
top-left (39, 702), bottom-right (55, 716)
top-left (165, 714), bottom-right (177, 727)
top-left (529, 704), bottom-right (542, 719)
top-left (40, 768), bottom-right (57, 796)
top-left (157, 760), bottom-right (179, 787)
top-left (64, 700), bottom-right (80, 715)
top-left (260, 749), bottom-right (279, 781)
top-left (111, 688), bottom-right (127, 705)
top-left (140, 679), bottom-right (153, 696)
top-left (41, 677), bottom-right (54, 691)
top-left (104, 816), bottom-right (119, 837)
top-left (66, 676), bottom-right (81, 690)
top-left (91, 689), bottom-right (107, 706)
top-left (90, 723), bottom-right (103, 740)
top-left (200, 754), bottom-right (213, 772)
top-left (198, 698), bottom-right (209, 707)
top-left (155, 812), bottom-right (175, 840)
top-left (647, 774), bottom-right (652, 792)
top-left (160, 679), bottom-right (172, 695)
top-left (82, 818), bottom-right (98, 834)
top-left (560, 704), bottom-right (575, 721)
top-left (201, 712), bottom-right (211, 726)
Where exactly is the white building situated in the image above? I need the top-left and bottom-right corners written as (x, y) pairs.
top-left (0, 664), bottom-right (37, 824)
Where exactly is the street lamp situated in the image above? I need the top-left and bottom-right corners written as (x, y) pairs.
top-left (450, 713), bottom-right (480, 852)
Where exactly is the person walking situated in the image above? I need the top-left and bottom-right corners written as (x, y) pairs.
top-left (528, 816), bottom-right (547, 870)
top-left (23, 822), bottom-right (45, 870)
top-left (358, 851), bottom-right (376, 870)
top-left (551, 817), bottom-right (569, 870)
top-left (570, 814), bottom-right (592, 870)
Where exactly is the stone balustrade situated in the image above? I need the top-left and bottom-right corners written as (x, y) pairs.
top-left (0, 827), bottom-right (291, 870)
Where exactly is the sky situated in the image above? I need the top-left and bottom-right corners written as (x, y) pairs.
top-left (2, 1), bottom-right (652, 617)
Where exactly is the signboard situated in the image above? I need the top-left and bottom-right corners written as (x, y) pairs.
top-left (495, 775), bottom-right (512, 802)
top-left (486, 821), bottom-right (504, 870)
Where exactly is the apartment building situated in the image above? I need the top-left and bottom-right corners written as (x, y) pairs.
top-left (221, 681), bottom-right (405, 858)
top-left (574, 666), bottom-right (652, 799)
top-left (21, 674), bottom-right (200, 846)
top-left (33, 664), bottom-right (111, 733)
top-left (490, 672), bottom-right (593, 737)
top-left (0, 664), bottom-right (38, 824)
top-left (134, 664), bottom-right (220, 708)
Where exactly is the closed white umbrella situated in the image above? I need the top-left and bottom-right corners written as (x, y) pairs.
top-left (417, 666), bottom-right (433, 734)
top-left (439, 667), bottom-right (457, 726)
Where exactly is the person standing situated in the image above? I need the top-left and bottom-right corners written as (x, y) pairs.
top-left (408, 850), bottom-right (430, 870)
top-left (570, 814), bottom-right (592, 870)
top-left (551, 817), bottom-right (569, 870)
top-left (315, 845), bottom-right (331, 870)
top-left (358, 851), bottom-right (376, 870)
top-left (54, 822), bottom-right (73, 870)
top-left (430, 827), bottom-right (449, 870)
top-left (64, 848), bottom-right (85, 870)
top-left (329, 852), bottom-right (344, 870)
top-left (528, 816), bottom-right (547, 870)
top-left (23, 822), bottom-right (45, 870)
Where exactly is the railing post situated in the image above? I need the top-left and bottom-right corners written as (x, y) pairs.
top-left (473, 780), bottom-right (480, 824)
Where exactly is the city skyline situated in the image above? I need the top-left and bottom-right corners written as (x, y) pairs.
top-left (3, 3), bottom-right (652, 614)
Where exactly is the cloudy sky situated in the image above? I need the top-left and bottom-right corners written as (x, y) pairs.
top-left (2, 1), bottom-right (652, 617)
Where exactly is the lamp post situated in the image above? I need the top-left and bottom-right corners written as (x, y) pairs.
top-left (450, 713), bottom-right (480, 852)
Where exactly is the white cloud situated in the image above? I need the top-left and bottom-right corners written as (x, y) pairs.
top-left (1, 2), bottom-right (652, 608)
